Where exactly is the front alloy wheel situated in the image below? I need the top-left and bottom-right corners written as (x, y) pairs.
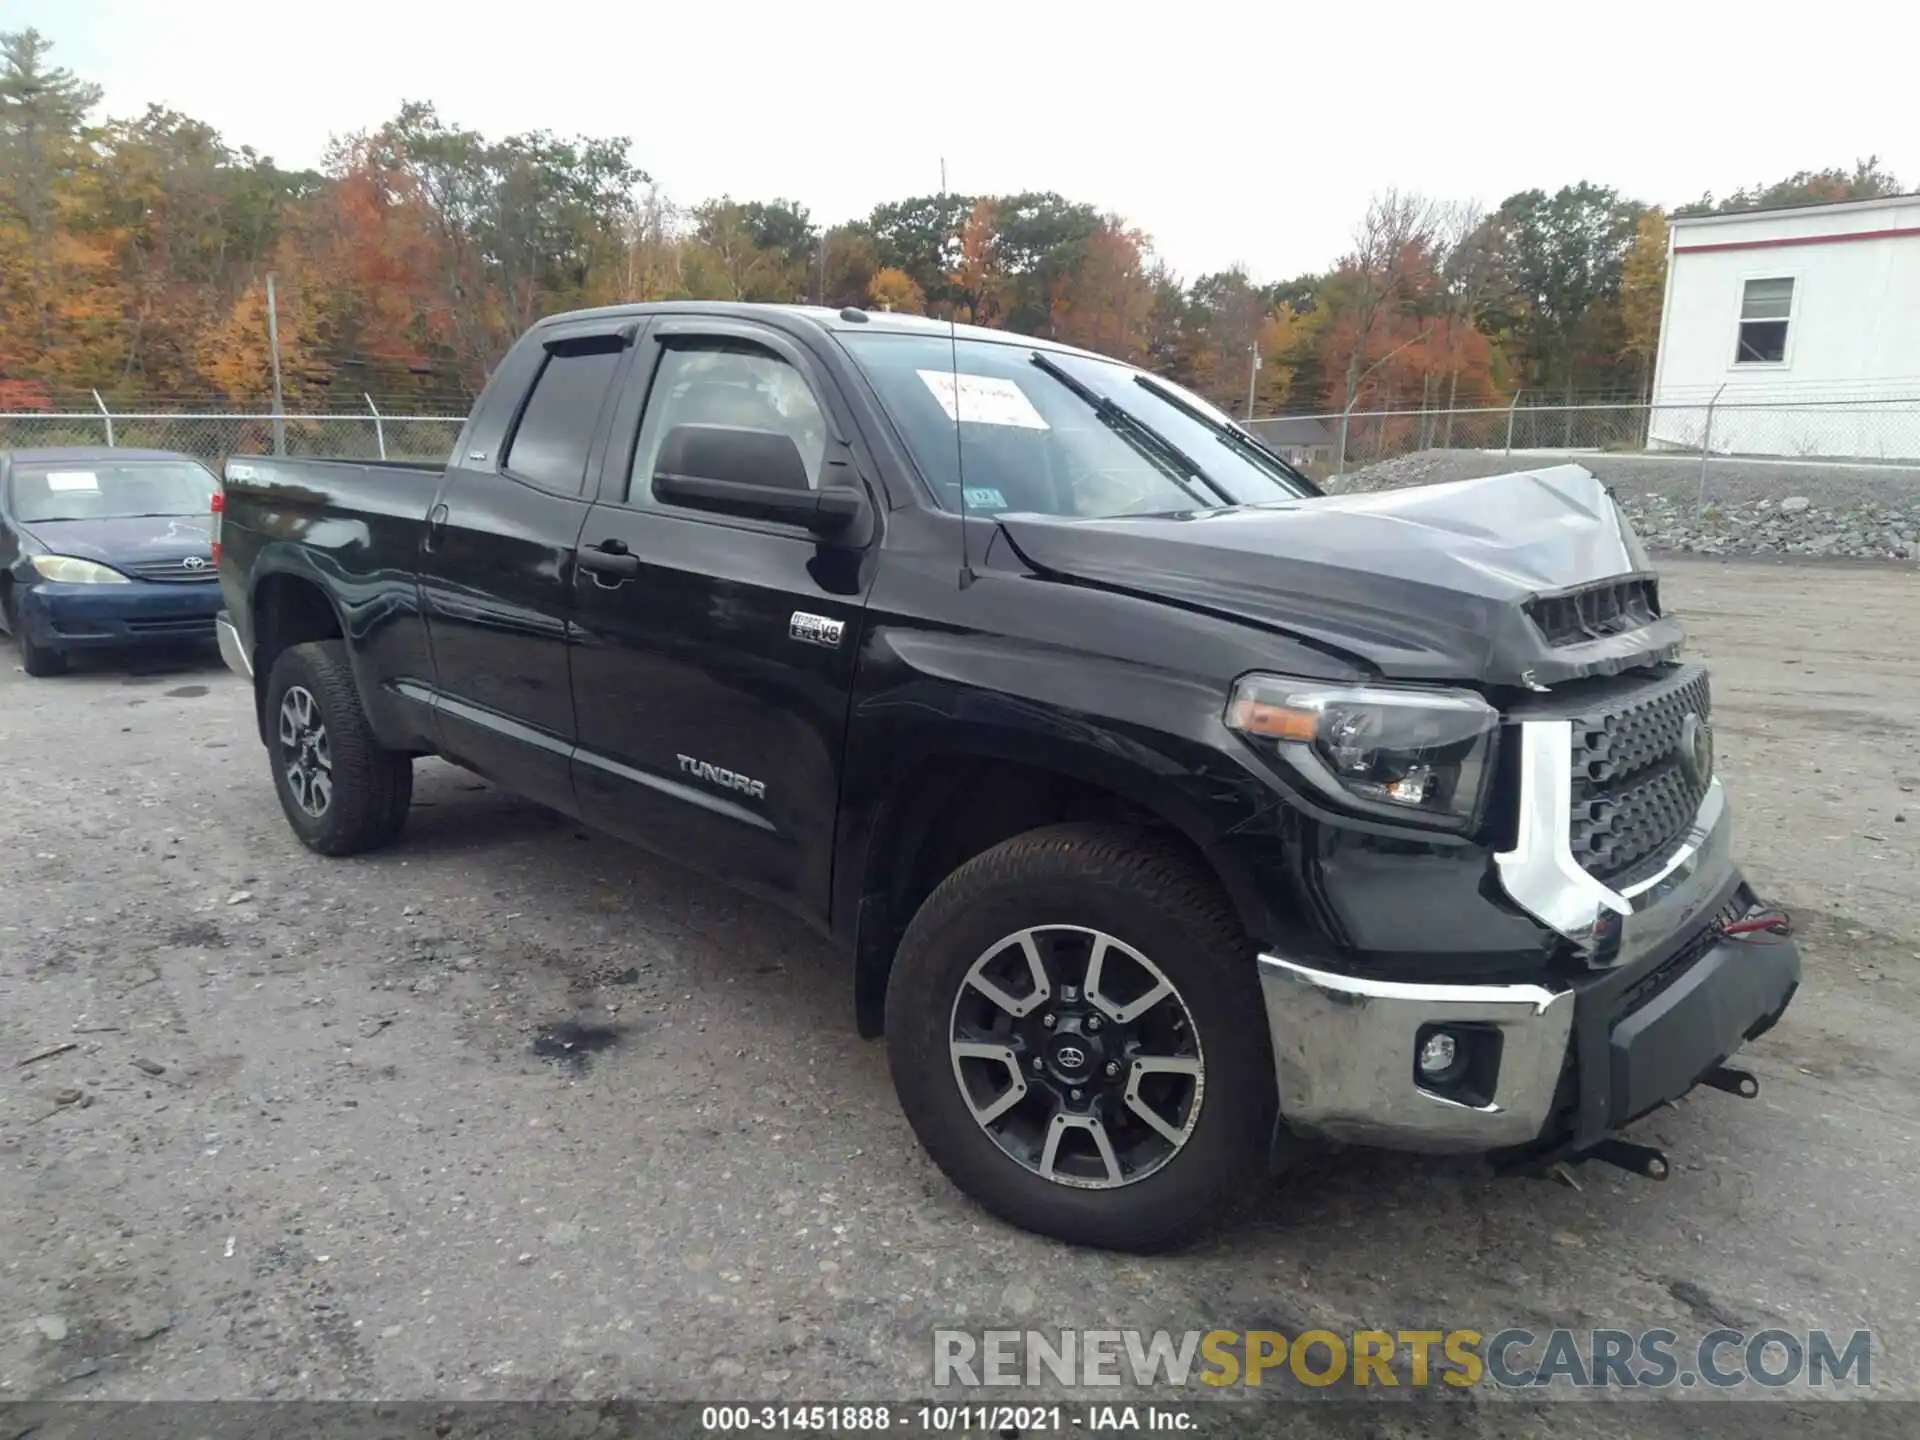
top-left (277, 685), bottom-right (333, 817)
top-left (950, 925), bottom-right (1204, 1189)
top-left (886, 823), bottom-right (1274, 1252)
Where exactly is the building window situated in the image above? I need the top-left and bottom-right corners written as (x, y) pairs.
top-left (1735, 277), bottom-right (1793, 364)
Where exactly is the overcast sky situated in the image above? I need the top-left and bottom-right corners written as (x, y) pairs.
top-left (23, 0), bottom-right (1915, 283)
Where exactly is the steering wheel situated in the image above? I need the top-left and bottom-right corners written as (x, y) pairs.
top-left (1067, 466), bottom-right (1160, 516)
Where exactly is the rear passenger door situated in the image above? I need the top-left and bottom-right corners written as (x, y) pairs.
top-left (418, 319), bottom-right (637, 814)
top-left (568, 318), bottom-right (876, 920)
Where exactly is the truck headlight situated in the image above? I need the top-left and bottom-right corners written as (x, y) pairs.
top-left (1226, 677), bottom-right (1498, 828)
top-left (30, 555), bottom-right (131, 584)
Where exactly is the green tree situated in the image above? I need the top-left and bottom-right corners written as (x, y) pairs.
top-left (687, 198), bottom-right (806, 301)
top-left (1474, 182), bottom-right (1647, 399)
top-left (1676, 158), bottom-right (1902, 216)
top-left (866, 193), bottom-right (974, 312)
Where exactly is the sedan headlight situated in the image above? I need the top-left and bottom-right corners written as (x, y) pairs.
top-left (30, 555), bottom-right (131, 584)
top-left (1226, 676), bottom-right (1498, 828)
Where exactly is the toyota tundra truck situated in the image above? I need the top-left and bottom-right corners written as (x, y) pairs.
top-left (211, 302), bottom-right (1800, 1250)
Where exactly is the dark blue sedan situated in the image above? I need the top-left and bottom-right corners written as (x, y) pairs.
top-left (0, 447), bottom-right (224, 677)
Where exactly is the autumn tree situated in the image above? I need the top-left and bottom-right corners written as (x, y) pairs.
top-left (1322, 191), bottom-right (1443, 416)
top-left (1618, 210), bottom-right (1669, 402)
top-left (820, 225), bottom-right (878, 308)
top-left (952, 198), bottom-right (1005, 326)
top-left (0, 28), bottom-right (109, 384)
top-left (868, 267), bottom-right (925, 315)
top-left (1047, 216), bottom-right (1154, 365)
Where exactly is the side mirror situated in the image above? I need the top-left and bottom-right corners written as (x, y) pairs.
top-left (652, 424), bottom-right (864, 537)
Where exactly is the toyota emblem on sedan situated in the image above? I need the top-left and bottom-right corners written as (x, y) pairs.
top-left (182, 555), bottom-right (208, 570)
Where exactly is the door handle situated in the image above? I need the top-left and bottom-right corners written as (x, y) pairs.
top-left (423, 502), bottom-right (449, 553)
top-left (578, 545), bottom-right (640, 579)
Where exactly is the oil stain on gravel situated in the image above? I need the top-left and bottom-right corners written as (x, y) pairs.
top-left (165, 684), bottom-right (209, 698)
top-left (531, 1019), bottom-right (624, 1074)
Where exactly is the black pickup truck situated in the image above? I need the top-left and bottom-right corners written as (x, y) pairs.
top-left (214, 302), bottom-right (1799, 1250)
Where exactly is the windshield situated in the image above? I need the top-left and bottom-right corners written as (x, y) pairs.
top-left (839, 334), bottom-right (1312, 519)
top-left (9, 459), bottom-right (219, 524)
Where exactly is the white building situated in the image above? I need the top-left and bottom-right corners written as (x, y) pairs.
top-left (1648, 193), bottom-right (1920, 460)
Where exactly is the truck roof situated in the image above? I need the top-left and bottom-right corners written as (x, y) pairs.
top-left (529, 300), bottom-right (1110, 361)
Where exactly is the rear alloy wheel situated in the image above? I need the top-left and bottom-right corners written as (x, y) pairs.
top-left (887, 823), bottom-right (1273, 1251)
top-left (278, 685), bottom-right (333, 818)
top-left (264, 641), bottom-right (413, 856)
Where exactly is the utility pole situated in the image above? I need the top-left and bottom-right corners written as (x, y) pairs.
top-left (1245, 346), bottom-right (1261, 421)
top-left (266, 273), bottom-right (287, 457)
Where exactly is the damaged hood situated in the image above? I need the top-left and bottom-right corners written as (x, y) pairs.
top-left (996, 464), bottom-right (1684, 688)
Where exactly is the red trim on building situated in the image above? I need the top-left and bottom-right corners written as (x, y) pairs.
top-left (1674, 224), bottom-right (1920, 256)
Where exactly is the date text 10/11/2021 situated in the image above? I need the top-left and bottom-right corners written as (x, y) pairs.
top-left (700, 1405), bottom-right (1193, 1432)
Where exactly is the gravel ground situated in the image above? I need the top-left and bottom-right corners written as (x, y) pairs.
top-left (1337, 449), bottom-right (1920, 561)
top-left (3, 559), bottom-right (1918, 1435)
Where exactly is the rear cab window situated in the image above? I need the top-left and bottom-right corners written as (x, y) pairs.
top-left (503, 344), bottom-right (625, 494)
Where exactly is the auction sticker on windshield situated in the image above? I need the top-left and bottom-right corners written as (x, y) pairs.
top-left (917, 370), bottom-right (1050, 429)
top-left (46, 472), bottom-right (101, 491)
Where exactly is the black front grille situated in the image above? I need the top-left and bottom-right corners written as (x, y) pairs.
top-left (1527, 577), bottom-right (1660, 648)
top-left (1568, 665), bottom-right (1711, 884)
top-left (124, 558), bottom-right (217, 583)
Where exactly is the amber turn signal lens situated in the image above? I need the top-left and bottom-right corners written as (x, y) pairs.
top-left (1226, 697), bottom-right (1320, 742)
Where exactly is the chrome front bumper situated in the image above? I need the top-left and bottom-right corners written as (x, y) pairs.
top-left (1260, 717), bottom-right (1738, 1153)
top-left (216, 612), bottom-right (252, 680)
top-left (1259, 958), bottom-right (1574, 1151)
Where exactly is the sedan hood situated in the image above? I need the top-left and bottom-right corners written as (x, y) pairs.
top-left (994, 464), bottom-right (1684, 689)
top-left (21, 514), bottom-right (213, 568)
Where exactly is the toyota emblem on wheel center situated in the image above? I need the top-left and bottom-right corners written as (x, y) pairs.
top-left (1679, 711), bottom-right (1714, 789)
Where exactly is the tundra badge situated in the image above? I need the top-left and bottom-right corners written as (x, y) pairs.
top-left (676, 754), bottom-right (766, 800)
top-left (789, 611), bottom-right (845, 648)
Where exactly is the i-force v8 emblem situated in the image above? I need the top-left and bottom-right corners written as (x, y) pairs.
top-left (790, 611), bottom-right (845, 648)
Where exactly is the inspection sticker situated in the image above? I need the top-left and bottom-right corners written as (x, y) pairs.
top-left (917, 370), bottom-right (1050, 430)
top-left (46, 471), bottom-right (101, 491)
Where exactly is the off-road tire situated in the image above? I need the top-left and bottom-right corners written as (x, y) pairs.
top-left (885, 822), bottom-right (1274, 1251)
top-left (264, 640), bottom-right (412, 856)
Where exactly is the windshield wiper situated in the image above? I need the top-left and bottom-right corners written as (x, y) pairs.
top-left (1132, 374), bottom-right (1321, 496)
top-left (1028, 351), bottom-right (1232, 508)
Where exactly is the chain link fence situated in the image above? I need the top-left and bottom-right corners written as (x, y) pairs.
top-left (1247, 396), bottom-right (1920, 479)
top-left (0, 411), bottom-right (466, 468)
top-left (8, 397), bottom-right (1920, 486)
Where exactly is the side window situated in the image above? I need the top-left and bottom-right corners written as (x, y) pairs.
top-left (626, 341), bottom-right (828, 506)
top-left (1734, 277), bottom-right (1793, 364)
top-left (502, 344), bottom-right (623, 494)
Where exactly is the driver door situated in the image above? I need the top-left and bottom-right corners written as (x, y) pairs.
top-left (567, 318), bottom-right (875, 920)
